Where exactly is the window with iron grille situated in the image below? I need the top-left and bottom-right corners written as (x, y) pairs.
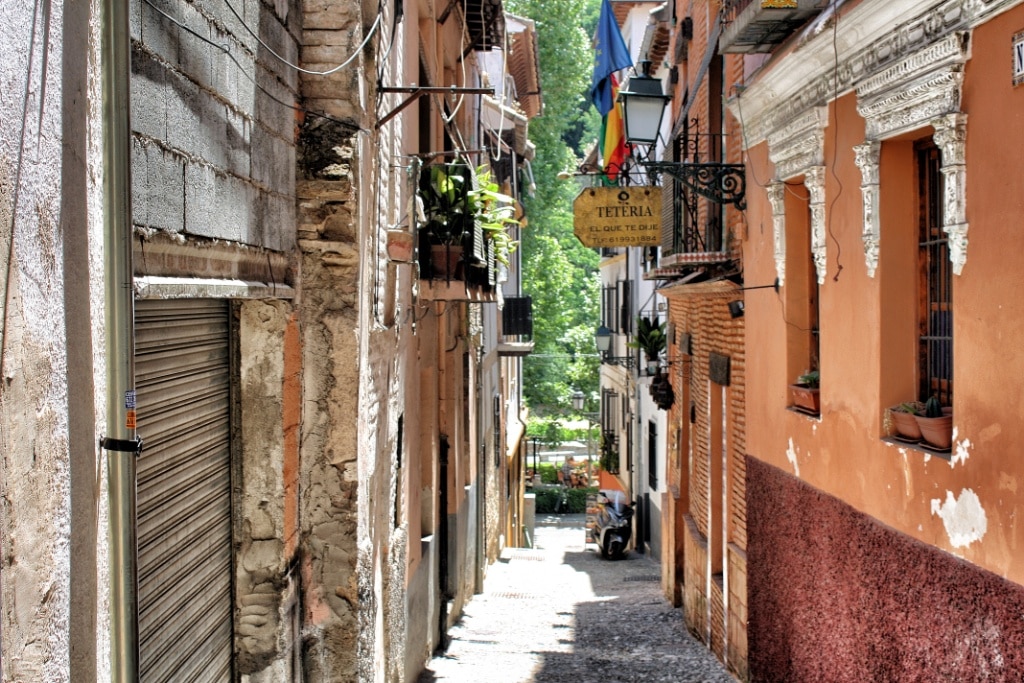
top-left (618, 280), bottom-right (632, 334)
top-left (648, 420), bottom-right (657, 490)
top-left (601, 286), bottom-right (618, 330)
top-left (601, 388), bottom-right (619, 432)
top-left (917, 143), bottom-right (952, 405)
top-left (660, 121), bottom-right (728, 257)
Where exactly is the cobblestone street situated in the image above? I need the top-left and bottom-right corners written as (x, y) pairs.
top-left (418, 514), bottom-right (737, 683)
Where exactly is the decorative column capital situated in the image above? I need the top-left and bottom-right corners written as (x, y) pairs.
top-left (767, 182), bottom-right (787, 287)
top-left (853, 141), bottom-right (882, 277)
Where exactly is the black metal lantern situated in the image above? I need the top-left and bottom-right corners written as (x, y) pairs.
top-left (617, 64), bottom-right (670, 146)
top-left (594, 324), bottom-right (635, 368)
top-left (571, 390), bottom-right (586, 412)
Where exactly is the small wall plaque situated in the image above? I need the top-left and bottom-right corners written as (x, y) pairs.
top-left (709, 352), bottom-right (731, 386)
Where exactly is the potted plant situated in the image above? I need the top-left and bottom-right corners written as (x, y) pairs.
top-left (789, 370), bottom-right (820, 414)
top-left (418, 162), bottom-right (476, 279)
top-left (629, 315), bottom-right (667, 374)
top-left (885, 401), bottom-right (924, 441)
top-left (913, 395), bottom-right (953, 450)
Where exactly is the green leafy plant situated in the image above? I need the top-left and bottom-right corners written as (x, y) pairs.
top-left (419, 162), bottom-right (474, 246)
top-left (535, 462), bottom-right (558, 485)
top-left (796, 370), bottom-right (819, 388)
top-left (469, 166), bottom-right (519, 267)
top-left (894, 401), bottom-right (924, 415)
top-left (599, 433), bottom-right (619, 474)
top-left (533, 486), bottom-right (598, 514)
top-left (628, 315), bottom-right (667, 362)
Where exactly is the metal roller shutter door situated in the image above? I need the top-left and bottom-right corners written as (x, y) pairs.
top-left (135, 299), bottom-right (232, 683)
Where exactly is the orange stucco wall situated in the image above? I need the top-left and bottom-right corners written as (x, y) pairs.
top-left (743, 5), bottom-right (1024, 583)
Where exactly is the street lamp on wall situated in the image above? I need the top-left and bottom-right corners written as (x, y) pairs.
top-left (617, 62), bottom-right (671, 147)
top-left (594, 324), bottom-right (635, 369)
top-left (620, 63), bottom-right (748, 209)
top-left (571, 390), bottom-right (586, 413)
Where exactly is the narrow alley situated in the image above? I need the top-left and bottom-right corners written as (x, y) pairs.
top-left (418, 515), bottom-right (736, 683)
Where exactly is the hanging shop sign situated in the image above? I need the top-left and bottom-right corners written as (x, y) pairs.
top-left (573, 186), bottom-right (662, 248)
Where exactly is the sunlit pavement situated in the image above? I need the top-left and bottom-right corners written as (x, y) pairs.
top-left (418, 514), bottom-right (737, 683)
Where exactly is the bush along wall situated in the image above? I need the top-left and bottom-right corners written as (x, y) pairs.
top-left (533, 487), bottom-right (597, 514)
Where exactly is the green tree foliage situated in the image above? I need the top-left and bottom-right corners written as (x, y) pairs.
top-left (506, 0), bottom-right (602, 418)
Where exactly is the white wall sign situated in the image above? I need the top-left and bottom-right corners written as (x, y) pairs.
top-left (1014, 30), bottom-right (1024, 86)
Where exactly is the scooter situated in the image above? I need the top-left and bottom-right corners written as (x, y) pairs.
top-left (594, 490), bottom-right (634, 560)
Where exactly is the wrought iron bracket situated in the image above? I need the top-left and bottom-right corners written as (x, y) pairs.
top-left (643, 161), bottom-right (747, 210)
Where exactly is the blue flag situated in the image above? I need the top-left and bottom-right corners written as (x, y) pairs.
top-left (589, 0), bottom-right (633, 116)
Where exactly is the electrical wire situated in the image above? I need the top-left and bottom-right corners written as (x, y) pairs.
top-left (2, 0), bottom-right (47, 382)
top-left (827, 0), bottom-right (845, 282)
top-left (222, 0), bottom-right (382, 76)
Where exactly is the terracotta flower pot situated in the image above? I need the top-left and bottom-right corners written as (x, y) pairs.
top-left (430, 244), bottom-right (463, 280)
top-left (789, 384), bottom-right (820, 414)
top-left (889, 408), bottom-right (923, 441)
top-left (914, 408), bottom-right (953, 450)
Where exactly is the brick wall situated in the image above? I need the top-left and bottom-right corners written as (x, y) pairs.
top-left (666, 284), bottom-right (748, 677)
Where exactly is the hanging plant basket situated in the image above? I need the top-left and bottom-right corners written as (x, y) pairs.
top-left (649, 374), bottom-right (675, 410)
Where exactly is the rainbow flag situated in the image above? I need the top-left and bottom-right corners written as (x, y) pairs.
top-left (600, 74), bottom-right (629, 182)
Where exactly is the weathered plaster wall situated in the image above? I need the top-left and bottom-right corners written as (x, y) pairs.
top-left (748, 457), bottom-right (1024, 682)
top-left (357, 25), bottom-right (411, 678)
top-left (0, 1), bottom-right (76, 679)
top-left (236, 300), bottom-right (302, 682)
top-left (296, 0), bottom-right (416, 678)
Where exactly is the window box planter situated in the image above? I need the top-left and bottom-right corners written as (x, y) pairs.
top-left (789, 370), bottom-right (819, 415)
top-left (789, 384), bottom-right (820, 414)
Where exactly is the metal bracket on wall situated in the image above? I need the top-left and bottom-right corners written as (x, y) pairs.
top-left (643, 161), bottom-right (747, 209)
top-left (376, 86), bottom-right (494, 129)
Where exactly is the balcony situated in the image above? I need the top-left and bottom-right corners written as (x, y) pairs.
top-left (463, 0), bottom-right (505, 51)
top-left (719, 0), bottom-right (823, 54)
top-left (645, 122), bottom-right (742, 279)
top-left (498, 296), bottom-right (534, 357)
top-left (418, 235), bottom-right (499, 303)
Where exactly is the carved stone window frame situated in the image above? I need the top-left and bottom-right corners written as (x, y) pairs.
top-left (766, 106), bottom-right (829, 286)
top-left (855, 32), bottom-right (970, 276)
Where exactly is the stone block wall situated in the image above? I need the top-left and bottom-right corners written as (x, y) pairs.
top-left (129, 0), bottom-right (298, 251)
